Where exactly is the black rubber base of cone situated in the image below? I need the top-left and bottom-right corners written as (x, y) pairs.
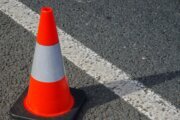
top-left (10, 87), bottom-right (86, 120)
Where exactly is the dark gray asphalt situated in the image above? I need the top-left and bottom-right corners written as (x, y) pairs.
top-left (19, 0), bottom-right (180, 108)
top-left (0, 11), bottom-right (149, 120)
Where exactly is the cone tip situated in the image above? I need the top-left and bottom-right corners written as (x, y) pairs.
top-left (37, 6), bottom-right (59, 46)
top-left (41, 7), bottom-right (53, 14)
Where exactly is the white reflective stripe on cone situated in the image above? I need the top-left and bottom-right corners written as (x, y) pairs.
top-left (31, 42), bottom-right (65, 82)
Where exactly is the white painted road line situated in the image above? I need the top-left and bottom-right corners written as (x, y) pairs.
top-left (0, 0), bottom-right (179, 120)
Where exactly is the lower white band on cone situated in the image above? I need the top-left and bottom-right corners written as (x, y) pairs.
top-left (31, 42), bottom-right (65, 82)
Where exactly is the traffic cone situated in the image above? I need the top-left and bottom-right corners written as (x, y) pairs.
top-left (10, 7), bottom-right (86, 120)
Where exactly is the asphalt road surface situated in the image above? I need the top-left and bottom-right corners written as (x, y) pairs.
top-left (0, 0), bottom-right (180, 120)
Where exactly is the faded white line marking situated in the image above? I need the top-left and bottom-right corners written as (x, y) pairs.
top-left (0, 0), bottom-right (179, 120)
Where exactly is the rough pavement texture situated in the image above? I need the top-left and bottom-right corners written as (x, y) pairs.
top-left (0, 11), bottom-right (150, 120)
top-left (19, 0), bottom-right (180, 109)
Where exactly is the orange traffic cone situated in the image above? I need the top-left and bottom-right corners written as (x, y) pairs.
top-left (10, 7), bottom-right (86, 120)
